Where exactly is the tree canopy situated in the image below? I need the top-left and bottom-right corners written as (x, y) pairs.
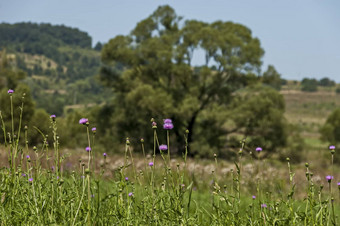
top-left (99, 5), bottom-right (288, 156)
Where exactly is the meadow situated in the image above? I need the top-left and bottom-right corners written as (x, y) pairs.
top-left (0, 88), bottom-right (340, 225)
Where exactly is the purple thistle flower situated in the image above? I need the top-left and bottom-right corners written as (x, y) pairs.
top-left (159, 144), bottom-right (168, 151)
top-left (103, 153), bottom-right (107, 157)
top-left (125, 177), bottom-right (129, 181)
top-left (152, 122), bottom-right (157, 127)
top-left (256, 147), bottom-right (262, 152)
top-left (337, 182), bottom-right (340, 186)
top-left (50, 115), bottom-right (56, 119)
top-left (149, 162), bottom-right (154, 166)
top-left (79, 118), bottom-right (89, 125)
top-left (163, 123), bottom-right (174, 130)
top-left (252, 195), bottom-right (256, 200)
top-left (329, 145), bottom-right (335, 150)
top-left (7, 89), bottom-right (14, 94)
top-left (164, 119), bottom-right (172, 124)
top-left (86, 147), bottom-right (91, 152)
top-left (261, 203), bottom-right (267, 208)
top-left (326, 175), bottom-right (333, 182)
top-left (26, 155), bottom-right (30, 159)
top-left (128, 192), bottom-right (133, 197)
top-left (29, 178), bottom-right (33, 182)
top-left (92, 127), bottom-right (96, 132)
top-left (22, 173), bottom-right (26, 177)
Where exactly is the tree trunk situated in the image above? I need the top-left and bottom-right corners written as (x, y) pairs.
top-left (186, 112), bottom-right (198, 156)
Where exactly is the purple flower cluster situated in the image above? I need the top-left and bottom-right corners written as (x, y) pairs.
top-left (86, 147), bottom-right (91, 152)
top-left (159, 144), bottom-right (168, 151)
top-left (8, 89), bottom-right (14, 94)
top-left (256, 147), bottom-right (262, 152)
top-left (261, 203), bottom-right (267, 208)
top-left (79, 118), bottom-right (89, 125)
top-left (329, 145), bottom-right (335, 150)
top-left (103, 153), bottom-right (107, 157)
top-left (163, 119), bottom-right (174, 130)
top-left (128, 192), bottom-right (133, 197)
top-left (149, 162), bottom-right (154, 166)
top-left (326, 175), bottom-right (333, 182)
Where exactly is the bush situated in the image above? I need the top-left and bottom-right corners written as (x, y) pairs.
top-left (320, 108), bottom-right (340, 144)
top-left (301, 78), bottom-right (318, 92)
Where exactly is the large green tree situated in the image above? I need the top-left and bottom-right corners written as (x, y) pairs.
top-left (99, 5), bottom-right (288, 155)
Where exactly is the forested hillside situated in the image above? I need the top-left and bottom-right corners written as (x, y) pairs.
top-left (0, 22), bottom-right (111, 116)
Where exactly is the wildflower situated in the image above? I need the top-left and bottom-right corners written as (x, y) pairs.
top-left (164, 119), bottom-right (172, 124)
top-left (256, 147), bottom-right (262, 152)
top-left (329, 145), bottom-right (335, 150)
top-left (81, 175), bottom-right (85, 179)
top-left (26, 155), bottom-right (30, 159)
top-left (152, 122), bottom-right (157, 128)
top-left (261, 204), bottom-right (267, 208)
top-left (163, 119), bottom-right (174, 130)
top-left (103, 153), bottom-right (107, 157)
top-left (29, 178), bottom-right (33, 182)
top-left (92, 127), bottom-right (96, 133)
top-left (252, 195), bottom-right (256, 200)
top-left (86, 147), bottom-right (91, 152)
top-left (50, 114), bottom-right (56, 120)
top-left (128, 192), bottom-right (133, 197)
top-left (7, 89), bottom-right (14, 94)
top-left (149, 162), bottom-right (154, 166)
top-left (326, 175), bottom-right (333, 183)
top-left (22, 173), bottom-right (26, 177)
top-left (159, 144), bottom-right (168, 151)
top-left (337, 182), bottom-right (340, 186)
top-left (125, 177), bottom-right (129, 181)
top-left (79, 118), bottom-right (89, 125)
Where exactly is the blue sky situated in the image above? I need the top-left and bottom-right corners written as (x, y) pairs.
top-left (1, 0), bottom-right (340, 81)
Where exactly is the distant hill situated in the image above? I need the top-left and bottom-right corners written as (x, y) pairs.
top-left (0, 22), bottom-right (91, 59)
top-left (0, 22), bottom-right (111, 116)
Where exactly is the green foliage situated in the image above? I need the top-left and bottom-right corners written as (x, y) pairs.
top-left (100, 5), bottom-right (269, 155)
top-left (336, 87), bottom-right (340, 94)
top-left (262, 65), bottom-right (282, 90)
top-left (0, 84), bottom-right (35, 142)
top-left (320, 108), bottom-right (340, 144)
top-left (229, 86), bottom-right (287, 154)
top-left (301, 78), bottom-right (318, 92)
top-left (318, 77), bottom-right (335, 87)
top-left (0, 50), bottom-right (26, 90)
top-left (279, 124), bottom-right (305, 163)
top-left (0, 22), bottom-right (92, 56)
top-left (0, 21), bottom-right (110, 116)
top-left (27, 108), bottom-right (51, 145)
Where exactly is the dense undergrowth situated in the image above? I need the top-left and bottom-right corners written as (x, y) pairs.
top-left (0, 90), bottom-right (340, 225)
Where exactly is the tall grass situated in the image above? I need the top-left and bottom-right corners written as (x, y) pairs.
top-left (0, 89), bottom-right (339, 225)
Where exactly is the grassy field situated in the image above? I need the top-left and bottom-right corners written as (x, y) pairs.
top-left (282, 85), bottom-right (340, 151)
top-left (1, 85), bottom-right (340, 224)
